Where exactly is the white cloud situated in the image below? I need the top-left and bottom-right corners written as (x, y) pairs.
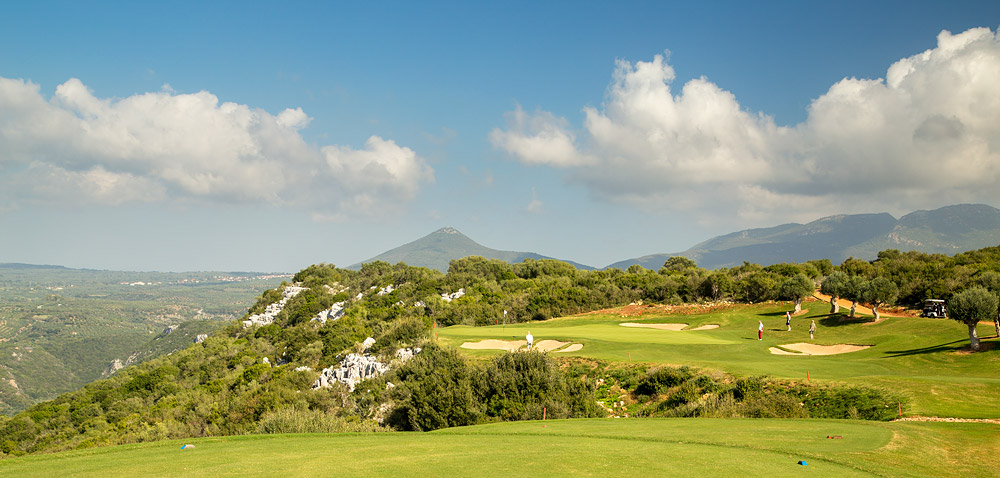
top-left (492, 27), bottom-right (1000, 224)
top-left (490, 104), bottom-right (590, 167)
top-left (0, 77), bottom-right (434, 217)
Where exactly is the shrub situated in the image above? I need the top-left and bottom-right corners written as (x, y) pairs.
top-left (634, 367), bottom-right (694, 397)
top-left (387, 345), bottom-right (481, 431)
top-left (255, 407), bottom-right (384, 434)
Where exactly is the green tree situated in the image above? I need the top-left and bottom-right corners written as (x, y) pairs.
top-left (947, 287), bottom-right (998, 351)
top-left (841, 257), bottom-right (875, 279)
top-left (739, 272), bottom-right (777, 303)
top-left (976, 270), bottom-right (1000, 337)
top-left (820, 271), bottom-right (849, 314)
top-left (778, 273), bottom-right (814, 314)
top-left (863, 277), bottom-right (898, 322)
top-left (843, 275), bottom-right (867, 319)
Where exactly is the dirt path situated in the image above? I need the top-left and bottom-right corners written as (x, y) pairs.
top-left (895, 416), bottom-right (1000, 425)
top-left (812, 292), bottom-right (911, 318)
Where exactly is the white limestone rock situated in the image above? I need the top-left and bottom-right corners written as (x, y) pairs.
top-left (312, 301), bottom-right (346, 324)
top-left (242, 285), bottom-right (307, 328)
top-left (194, 334), bottom-right (209, 344)
top-left (312, 353), bottom-right (390, 392)
top-left (395, 347), bottom-right (422, 362)
top-left (362, 337), bottom-right (377, 351)
top-left (441, 288), bottom-right (465, 302)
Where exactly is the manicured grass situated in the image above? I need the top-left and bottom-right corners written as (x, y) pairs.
top-left (3, 418), bottom-right (996, 477)
top-left (437, 300), bottom-right (1000, 418)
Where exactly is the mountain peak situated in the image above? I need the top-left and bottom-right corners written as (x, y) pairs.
top-left (349, 228), bottom-right (594, 272)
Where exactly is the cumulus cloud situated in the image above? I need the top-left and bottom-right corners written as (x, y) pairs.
top-left (492, 27), bottom-right (1000, 224)
top-left (490, 105), bottom-right (590, 167)
top-left (0, 77), bottom-right (433, 216)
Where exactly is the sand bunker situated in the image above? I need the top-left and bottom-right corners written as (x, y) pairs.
top-left (769, 343), bottom-right (871, 355)
top-left (461, 339), bottom-right (525, 351)
top-left (620, 322), bottom-right (688, 331)
top-left (688, 324), bottom-right (719, 330)
top-left (459, 339), bottom-right (583, 352)
top-left (554, 343), bottom-right (584, 353)
top-left (532, 339), bottom-right (569, 352)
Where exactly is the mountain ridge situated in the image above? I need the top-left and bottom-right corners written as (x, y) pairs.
top-left (611, 204), bottom-right (1000, 270)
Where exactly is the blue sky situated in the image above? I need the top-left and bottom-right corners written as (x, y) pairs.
top-left (1, 1), bottom-right (999, 271)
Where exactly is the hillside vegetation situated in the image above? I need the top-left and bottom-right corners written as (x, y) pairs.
top-left (0, 266), bottom-right (288, 414)
top-left (2, 246), bottom-right (999, 457)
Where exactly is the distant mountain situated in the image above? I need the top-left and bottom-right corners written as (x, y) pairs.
top-left (0, 263), bottom-right (70, 270)
top-left (608, 204), bottom-right (1000, 270)
top-left (349, 227), bottom-right (595, 272)
top-left (844, 204), bottom-right (1000, 259)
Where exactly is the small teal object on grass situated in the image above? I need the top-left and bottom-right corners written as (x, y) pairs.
top-left (181, 444), bottom-right (195, 450)
top-left (798, 460), bottom-right (807, 466)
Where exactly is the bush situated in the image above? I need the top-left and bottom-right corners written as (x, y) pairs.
top-left (255, 407), bottom-right (384, 434)
top-left (798, 385), bottom-right (906, 421)
top-left (733, 376), bottom-right (766, 401)
top-left (387, 345), bottom-right (481, 431)
top-left (634, 367), bottom-right (694, 397)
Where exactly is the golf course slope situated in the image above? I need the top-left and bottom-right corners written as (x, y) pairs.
top-left (2, 418), bottom-right (995, 477)
top-left (438, 300), bottom-right (1000, 419)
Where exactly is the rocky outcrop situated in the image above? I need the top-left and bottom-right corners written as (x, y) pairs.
top-left (377, 285), bottom-right (396, 296)
top-left (441, 288), bottom-right (465, 302)
top-left (194, 334), bottom-right (208, 344)
top-left (104, 352), bottom-right (140, 376)
top-left (312, 301), bottom-right (346, 324)
top-left (313, 353), bottom-right (389, 392)
top-left (242, 285), bottom-right (306, 328)
top-left (395, 347), bottom-right (421, 362)
top-left (311, 338), bottom-right (421, 392)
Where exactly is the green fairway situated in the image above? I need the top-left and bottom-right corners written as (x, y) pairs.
top-left (2, 418), bottom-right (996, 477)
top-left (437, 301), bottom-right (1000, 418)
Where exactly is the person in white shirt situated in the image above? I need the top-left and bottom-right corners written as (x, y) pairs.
top-left (526, 331), bottom-right (533, 350)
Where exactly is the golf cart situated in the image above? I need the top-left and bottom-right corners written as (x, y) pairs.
top-left (921, 299), bottom-right (946, 318)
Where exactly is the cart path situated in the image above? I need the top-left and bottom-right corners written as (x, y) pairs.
top-left (811, 292), bottom-right (910, 318)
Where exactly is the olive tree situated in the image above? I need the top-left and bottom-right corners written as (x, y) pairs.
top-left (779, 273), bottom-right (814, 314)
top-left (948, 287), bottom-right (998, 352)
top-left (862, 277), bottom-right (898, 322)
top-left (843, 275), bottom-right (867, 319)
top-left (977, 270), bottom-right (1000, 337)
top-left (820, 271), bottom-right (849, 314)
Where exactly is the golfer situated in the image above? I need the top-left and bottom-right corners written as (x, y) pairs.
top-left (526, 331), bottom-right (533, 350)
top-left (809, 320), bottom-right (817, 340)
top-left (786, 311), bottom-right (792, 331)
top-left (758, 320), bottom-right (763, 340)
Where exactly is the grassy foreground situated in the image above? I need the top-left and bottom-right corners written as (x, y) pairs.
top-left (2, 418), bottom-right (996, 477)
top-left (438, 300), bottom-right (1000, 418)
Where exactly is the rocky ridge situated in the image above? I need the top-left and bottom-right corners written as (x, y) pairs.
top-left (242, 285), bottom-right (306, 327)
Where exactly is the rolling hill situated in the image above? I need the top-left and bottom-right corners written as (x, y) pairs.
top-left (349, 227), bottom-right (595, 272)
